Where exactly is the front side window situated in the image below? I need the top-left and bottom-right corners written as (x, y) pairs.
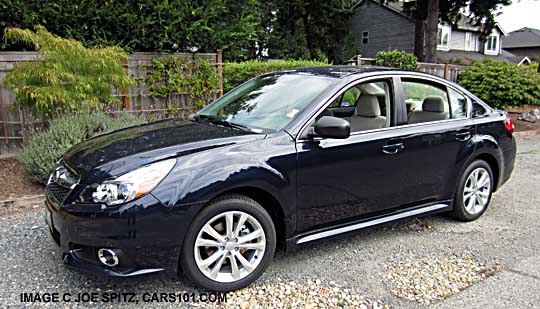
top-left (324, 80), bottom-right (391, 133)
top-left (198, 74), bottom-right (337, 132)
top-left (402, 79), bottom-right (450, 124)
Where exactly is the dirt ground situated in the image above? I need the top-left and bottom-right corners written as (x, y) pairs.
top-left (507, 105), bottom-right (540, 134)
top-left (0, 157), bottom-right (43, 201)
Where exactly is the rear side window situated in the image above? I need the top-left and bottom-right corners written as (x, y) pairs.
top-left (472, 101), bottom-right (488, 117)
top-left (402, 79), bottom-right (449, 124)
top-left (448, 88), bottom-right (469, 119)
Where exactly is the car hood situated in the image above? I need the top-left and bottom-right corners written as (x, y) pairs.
top-left (63, 118), bottom-right (262, 182)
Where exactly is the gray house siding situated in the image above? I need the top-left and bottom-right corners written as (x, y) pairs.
top-left (350, 1), bottom-right (415, 57)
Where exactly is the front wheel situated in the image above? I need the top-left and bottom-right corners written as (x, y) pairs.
top-left (180, 194), bottom-right (276, 291)
top-left (452, 160), bottom-right (494, 221)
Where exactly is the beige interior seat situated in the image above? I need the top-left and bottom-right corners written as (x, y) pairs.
top-left (408, 96), bottom-right (449, 124)
top-left (345, 94), bottom-right (386, 131)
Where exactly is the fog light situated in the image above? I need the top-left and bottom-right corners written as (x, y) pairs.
top-left (97, 248), bottom-right (119, 267)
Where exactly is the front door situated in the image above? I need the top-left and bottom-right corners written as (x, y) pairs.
top-left (296, 78), bottom-right (408, 232)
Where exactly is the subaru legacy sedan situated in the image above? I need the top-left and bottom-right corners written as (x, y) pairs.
top-left (45, 66), bottom-right (516, 291)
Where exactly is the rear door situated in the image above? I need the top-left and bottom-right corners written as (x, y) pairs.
top-left (390, 76), bottom-right (476, 206)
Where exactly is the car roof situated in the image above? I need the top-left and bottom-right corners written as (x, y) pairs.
top-left (275, 65), bottom-right (400, 78)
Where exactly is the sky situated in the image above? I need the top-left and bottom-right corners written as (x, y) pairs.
top-left (496, 0), bottom-right (540, 33)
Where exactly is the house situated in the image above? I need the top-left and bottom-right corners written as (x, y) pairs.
top-left (502, 27), bottom-right (540, 61)
top-left (350, 0), bottom-right (527, 64)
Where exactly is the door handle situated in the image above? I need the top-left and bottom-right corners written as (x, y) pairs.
top-left (382, 142), bottom-right (404, 155)
top-left (456, 130), bottom-right (472, 142)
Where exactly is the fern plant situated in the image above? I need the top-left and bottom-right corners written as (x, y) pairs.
top-left (2, 26), bottom-right (132, 118)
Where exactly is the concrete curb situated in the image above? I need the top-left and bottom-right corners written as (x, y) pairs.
top-left (514, 130), bottom-right (539, 137)
top-left (0, 194), bottom-right (44, 208)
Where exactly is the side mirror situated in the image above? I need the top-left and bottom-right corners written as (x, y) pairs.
top-left (340, 101), bottom-right (352, 107)
top-left (313, 116), bottom-right (351, 139)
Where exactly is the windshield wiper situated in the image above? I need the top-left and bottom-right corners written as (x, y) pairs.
top-left (195, 114), bottom-right (255, 133)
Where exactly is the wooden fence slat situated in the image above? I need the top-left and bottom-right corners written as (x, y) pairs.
top-left (0, 51), bottom-right (220, 156)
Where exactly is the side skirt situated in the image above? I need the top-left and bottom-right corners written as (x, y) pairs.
top-left (291, 202), bottom-right (451, 246)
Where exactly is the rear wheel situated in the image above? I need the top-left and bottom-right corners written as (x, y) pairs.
top-left (180, 194), bottom-right (276, 291)
top-left (452, 160), bottom-right (494, 221)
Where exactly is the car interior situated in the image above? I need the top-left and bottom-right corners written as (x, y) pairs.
top-left (318, 81), bottom-right (390, 133)
top-left (407, 96), bottom-right (449, 124)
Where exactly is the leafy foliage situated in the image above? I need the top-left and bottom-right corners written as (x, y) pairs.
top-left (266, 0), bottom-right (360, 62)
top-left (17, 112), bottom-right (145, 184)
top-left (223, 60), bottom-right (329, 92)
top-left (0, 0), bottom-right (260, 61)
top-left (375, 50), bottom-right (418, 71)
top-left (144, 56), bottom-right (219, 113)
top-left (2, 26), bottom-right (131, 118)
top-left (0, 0), bottom-right (360, 62)
top-left (458, 60), bottom-right (540, 109)
top-left (401, 0), bottom-right (511, 62)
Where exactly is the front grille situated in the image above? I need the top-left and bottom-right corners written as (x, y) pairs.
top-left (47, 182), bottom-right (72, 204)
top-left (46, 161), bottom-right (80, 205)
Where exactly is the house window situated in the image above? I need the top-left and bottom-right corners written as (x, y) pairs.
top-left (465, 32), bottom-right (473, 51)
top-left (437, 26), bottom-right (451, 49)
top-left (485, 35), bottom-right (498, 54)
top-left (362, 31), bottom-right (369, 44)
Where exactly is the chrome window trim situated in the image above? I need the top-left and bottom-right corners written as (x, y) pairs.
top-left (296, 73), bottom-right (476, 143)
top-left (296, 116), bottom-right (475, 143)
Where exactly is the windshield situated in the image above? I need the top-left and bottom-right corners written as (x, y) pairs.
top-left (197, 73), bottom-right (337, 132)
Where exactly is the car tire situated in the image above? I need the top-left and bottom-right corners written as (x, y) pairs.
top-left (452, 160), bottom-right (494, 221)
top-left (180, 194), bottom-right (276, 291)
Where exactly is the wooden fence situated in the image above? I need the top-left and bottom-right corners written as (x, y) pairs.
top-left (355, 57), bottom-right (466, 82)
top-left (0, 51), bottom-right (222, 157)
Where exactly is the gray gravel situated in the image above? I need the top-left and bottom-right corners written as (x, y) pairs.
top-left (1, 136), bottom-right (539, 308)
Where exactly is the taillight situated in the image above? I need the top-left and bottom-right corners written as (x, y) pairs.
top-left (504, 117), bottom-right (514, 134)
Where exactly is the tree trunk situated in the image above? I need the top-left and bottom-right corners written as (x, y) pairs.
top-left (413, 0), bottom-right (428, 61)
top-left (424, 0), bottom-right (439, 63)
top-left (414, 18), bottom-right (426, 61)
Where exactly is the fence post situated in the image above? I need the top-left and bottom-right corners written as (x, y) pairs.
top-left (0, 89), bottom-right (8, 145)
top-left (19, 108), bottom-right (27, 144)
top-left (217, 49), bottom-right (223, 97)
top-left (444, 63), bottom-right (449, 80)
top-left (122, 61), bottom-right (130, 110)
top-left (357, 54), bottom-right (362, 66)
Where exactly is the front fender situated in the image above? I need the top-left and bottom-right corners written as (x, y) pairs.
top-left (151, 133), bottom-right (297, 218)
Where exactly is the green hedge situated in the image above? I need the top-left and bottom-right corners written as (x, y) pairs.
top-left (18, 112), bottom-right (145, 184)
top-left (375, 50), bottom-right (418, 71)
top-left (223, 60), bottom-right (329, 92)
top-left (458, 60), bottom-right (540, 109)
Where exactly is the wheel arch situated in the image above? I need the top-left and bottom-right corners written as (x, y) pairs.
top-left (473, 153), bottom-right (501, 191)
top-left (196, 186), bottom-right (291, 251)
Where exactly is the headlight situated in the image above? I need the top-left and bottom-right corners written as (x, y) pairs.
top-left (80, 159), bottom-right (176, 205)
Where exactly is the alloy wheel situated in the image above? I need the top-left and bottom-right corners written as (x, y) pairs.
top-left (194, 211), bottom-right (266, 283)
top-left (462, 167), bottom-right (491, 215)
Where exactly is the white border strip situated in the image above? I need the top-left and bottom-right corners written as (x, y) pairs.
top-left (296, 203), bottom-right (449, 244)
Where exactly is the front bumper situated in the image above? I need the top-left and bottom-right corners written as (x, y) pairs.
top-left (45, 193), bottom-right (183, 276)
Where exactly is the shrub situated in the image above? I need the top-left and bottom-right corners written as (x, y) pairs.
top-left (2, 26), bottom-right (132, 118)
top-left (375, 50), bottom-right (418, 70)
top-left (458, 59), bottom-right (540, 109)
top-left (17, 112), bottom-right (145, 184)
top-left (223, 60), bottom-right (329, 92)
top-left (145, 56), bottom-right (219, 113)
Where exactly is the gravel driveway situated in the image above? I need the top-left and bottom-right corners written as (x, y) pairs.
top-left (1, 137), bottom-right (539, 308)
